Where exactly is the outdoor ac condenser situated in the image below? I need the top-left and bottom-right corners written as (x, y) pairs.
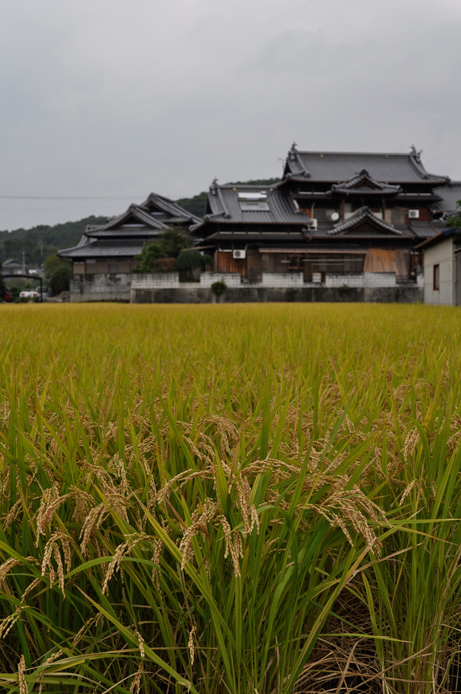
top-left (408, 210), bottom-right (420, 219)
top-left (233, 249), bottom-right (246, 260)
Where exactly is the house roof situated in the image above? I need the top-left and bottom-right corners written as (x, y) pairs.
top-left (283, 144), bottom-right (449, 185)
top-left (203, 230), bottom-right (308, 243)
top-left (431, 181), bottom-right (461, 214)
top-left (58, 237), bottom-right (145, 259)
top-left (415, 228), bottom-right (461, 250)
top-left (328, 170), bottom-right (402, 196)
top-left (2, 258), bottom-right (23, 268)
top-left (191, 181), bottom-right (311, 234)
top-left (328, 207), bottom-right (406, 237)
top-left (58, 191), bottom-right (199, 261)
top-left (140, 192), bottom-right (201, 225)
top-left (86, 204), bottom-right (171, 234)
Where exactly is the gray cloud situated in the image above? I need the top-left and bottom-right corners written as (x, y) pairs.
top-left (0, 0), bottom-right (460, 230)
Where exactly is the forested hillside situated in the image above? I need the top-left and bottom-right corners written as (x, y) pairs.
top-left (0, 178), bottom-right (281, 266)
top-left (0, 217), bottom-right (108, 266)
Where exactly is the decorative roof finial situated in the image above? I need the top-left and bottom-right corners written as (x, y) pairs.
top-left (289, 142), bottom-right (298, 161)
top-left (210, 177), bottom-right (218, 194)
top-left (410, 145), bottom-right (422, 162)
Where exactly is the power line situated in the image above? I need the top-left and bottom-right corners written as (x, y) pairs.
top-left (0, 195), bottom-right (142, 200)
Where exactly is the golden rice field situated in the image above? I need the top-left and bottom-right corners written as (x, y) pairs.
top-left (1, 302), bottom-right (461, 694)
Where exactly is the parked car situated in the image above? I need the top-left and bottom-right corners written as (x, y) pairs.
top-left (19, 290), bottom-right (39, 299)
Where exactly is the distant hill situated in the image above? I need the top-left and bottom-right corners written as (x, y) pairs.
top-left (0, 216), bottom-right (108, 266)
top-left (0, 179), bottom-right (282, 265)
top-left (175, 192), bottom-right (208, 219)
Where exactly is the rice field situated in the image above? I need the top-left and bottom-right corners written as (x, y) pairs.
top-left (1, 302), bottom-right (461, 694)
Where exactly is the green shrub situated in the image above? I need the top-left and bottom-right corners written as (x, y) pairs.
top-left (211, 279), bottom-right (227, 295)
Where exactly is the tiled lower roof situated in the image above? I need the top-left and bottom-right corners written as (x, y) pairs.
top-left (58, 242), bottom-right (143, 259)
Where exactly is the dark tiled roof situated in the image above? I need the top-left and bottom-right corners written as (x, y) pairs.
top-left (58, 239), bottom-right (144, 259)
top-left (58, 190), bottom-right (199, 261)
top-left (328, 207), bottom-right (406, 237)
top-left (140, 192), bottom-right (201, 225)
top-left (205, 230), bottom-right (308, 243)
top-left (431, 182), bottom-right (461, 214)
top-left (328, 170), bottom-right (402, 196)
top-left (283, 144), bottom-right (448, 185)
top-left (416, 229), bottom-right (461, 250)
top-left (408, 221), bottom-right (444, 239)
top-left (2, 258), bottom-right (23, 267)
top-left (86, 228), bottom-right (163, 239)
top-left (87, 204), bottom-right (170, 234)
top-left (191, 182), bottom-right (311, 234)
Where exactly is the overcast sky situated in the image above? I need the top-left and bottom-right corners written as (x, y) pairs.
top-left (1, 0), bottom-right (460, 231)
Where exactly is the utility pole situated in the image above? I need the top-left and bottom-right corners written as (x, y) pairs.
top-left (22, 250), bottom-right (26, 274)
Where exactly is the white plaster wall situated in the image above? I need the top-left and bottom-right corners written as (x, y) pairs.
top-left (364, 272), bottom-right (397, 288)
top-left (324, 273), bottom-right (397, 288)
top-left (131, 273), bottom-right (180, 289)
top-left (261, 272), bottom-right (304, 287)
top-left (325, 274), bottom-right (365, 288)
top-left (424, 240), bottom-right (453, 305)
top-left (200, 272), bottom-right (241, 287)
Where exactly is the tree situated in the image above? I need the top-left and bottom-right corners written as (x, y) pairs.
top-left (174, 249), bottom-right (203, 281)
top-left (132, 228), bottom-right (195, 273)
top-left (0, 264), bottom-right (6, 300)
top-left (159, 228), bottom-right (192, 258)
top-left (49, 265), bottom-right (71, 296)
top-left (447, 201), bottom-right (461, 229)
top-left (132, 242), bottom-right (166, 273)
top-left (174, 249), bottom-right (203, 272)
top-left (44, 253), bottom-right (70, 279)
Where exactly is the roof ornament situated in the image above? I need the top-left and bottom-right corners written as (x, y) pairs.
top-left (289, 141), bottom-right (298, 160)
top-left (210, 178), bottom-right (218, 195)
top-left (410, 145), bottom-right (422, 162)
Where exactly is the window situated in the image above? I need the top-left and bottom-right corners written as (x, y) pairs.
top-left (238, 192), bottom-right (270, 211)
top-left (392, 208), bottom-right (405, 226)
top-left (433, 264), bottom-right (440, 291)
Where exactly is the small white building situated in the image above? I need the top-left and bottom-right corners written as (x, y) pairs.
top-left (420, 230), bottom-right (461, 306)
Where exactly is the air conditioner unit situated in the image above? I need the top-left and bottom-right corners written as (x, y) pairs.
top-left (308, 219), bottom-right (318, 230)
top-left (233, 249), bottom-right (246, 260)
top-left (408, 210), bottom-right (420, 219)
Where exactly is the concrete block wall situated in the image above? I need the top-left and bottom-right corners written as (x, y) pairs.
top-left (200, 272), bottom-right (242, 287)
top-left (261, 272), bottom-right (304, 287)
top-left (70, 273), bottom-right (133, 302)
top-left (131, 285), bottom-right (423, 304)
